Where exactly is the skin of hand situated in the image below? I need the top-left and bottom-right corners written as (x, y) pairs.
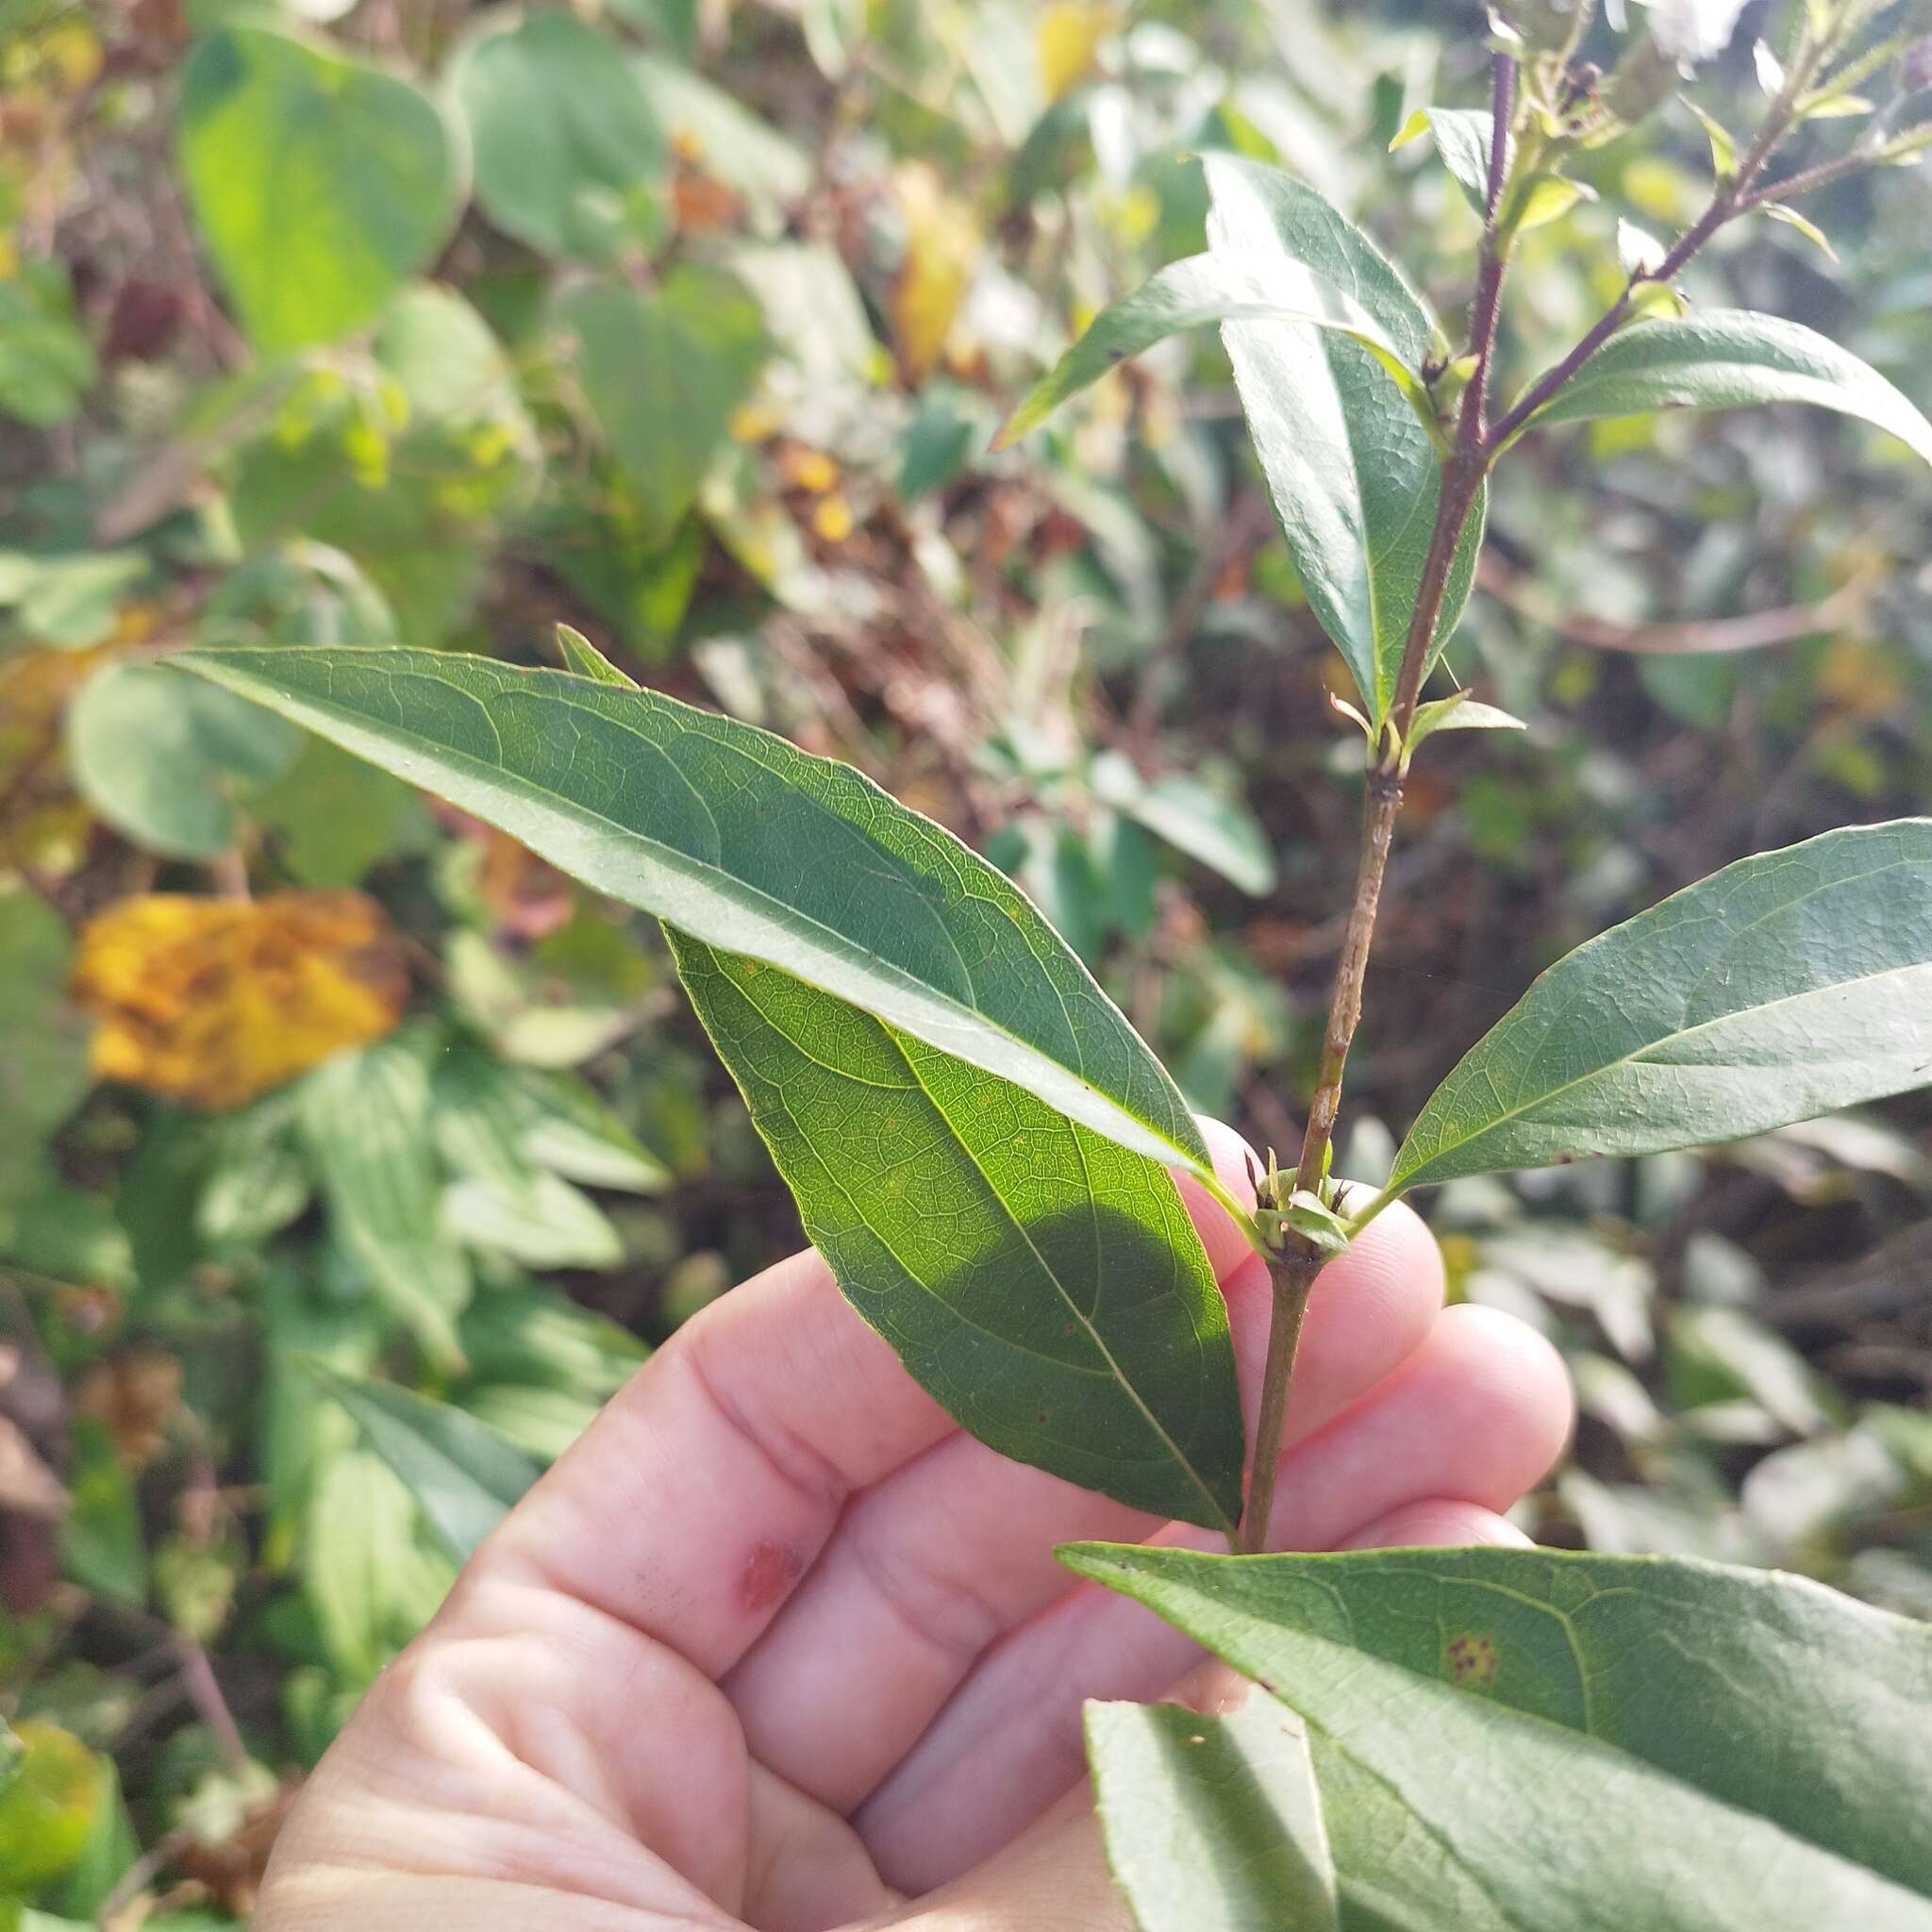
top-left (257, 1120), bottom-right (1572, 1932)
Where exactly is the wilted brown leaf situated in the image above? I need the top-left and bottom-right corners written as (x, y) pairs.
top-left (75, 1349), bottom-right (182, 1470)
top-left (71, 891), bottom-right (408, 1108)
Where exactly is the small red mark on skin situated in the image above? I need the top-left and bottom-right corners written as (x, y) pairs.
top-left (740, 1541), bottom-right (805, 1615)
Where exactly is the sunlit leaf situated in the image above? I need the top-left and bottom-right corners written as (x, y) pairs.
top-left (1204, 155), bottom-right (1483, 724)
top-left (306, 1363), bottom-right (540, 1565)
top-left (298, 1032), bottom-right (470, 1368)
top-left (453, 11), bottom-right (667, 259)
top-left (670, 931), bottom-right (1245, 1531)
top-left (176, 26), bottom-right (458, 352)
top-left (558, 268), bottom-right (767, 546)
top-left (1389, 821), bottom-right (1932, 1192)
top-left (1521, 311), bottom-right (1932, 467)
top-left (174, 646), bottom-right (1221, 1191)
top-left (996, 250), bottom-right (1422, 450)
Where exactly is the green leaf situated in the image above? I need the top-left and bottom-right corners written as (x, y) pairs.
top-left (1522, 311), bottom-right (1932, 467)
top-left (0, 1722), bottom-right (100, 1895)
top-left (0, 260), bottom-right (96, 427)
top-left (994, 252), bottom-right (1423, 450)
top-left (1085, 1696), bottom-right (1339, 1932)
top-left (173, 645), bottom-right (1222, 1192)
top-left (58, 1421), bottom-right (146, 1608)
top-left (1761, 202), bottom-right (1839, 259)
top-left (670, 932), bottom-right (1245, 1532)
top-left (453, 12), bottom-right (667, 260)
top-left (1203, 154), bottom-right (1485, 724)
top-left (558, 268), bottom-right (768, 546)
top-left (297, 1034), bottom-right (471, 1369)
top-left (1683, 97), bottom-right (1740, 178)
top-left (306, 1363), bottom-right (540, 1566)
top-left (553, 623), bottom-right (632, 686)
top-left (1390, 106), bottom-right (1494, 208)
top-left (0, 894), bottom-right (91, 1212)
top-left (1401, 691), bottom-right (1526, 768)
top-left (630, 51), bottom-right (811, 224)
top-left (65, 661), bottom-right (300, 860)
top-left (1388, 821), bottom-right (1932, 1193)
top-left (1063, 1542), bottom-right (1932, 1927)
top-left (301, 1446), bottom-right (457, 1684)
top-left (0, 550), bottom-right (147, 648)
top-left (175, 26), bottom-right (458, 353)
top-left (1090, 752), bottom-right (1276, 897)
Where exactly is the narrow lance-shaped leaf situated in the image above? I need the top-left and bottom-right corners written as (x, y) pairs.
top-left (669, 931), bottom-right (1245, 1532)
top-left (994, 252), bottom-right (1424, 450)
top-left (307, 1362), bottom-right (540, 1566)
top-left (1387, 820), bottom-right (1932, 1194)
top-left (1519, 310), bottom-right (1932, 467)
top-left (175, 648), bottom-right (1223, 1199)
top-left (1085, 1697), bottom-right (1340, 1932)
top-left (1063, 1542), bottom-right (1932, 1929)
top-left (1203, 155), bottom-right (1485, 724)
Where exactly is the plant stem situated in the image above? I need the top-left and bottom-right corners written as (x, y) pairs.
top-left (1238, 52), bottom-right (1517, 1554)
top-left (1240, 1249), bottom-right (1319, 1550)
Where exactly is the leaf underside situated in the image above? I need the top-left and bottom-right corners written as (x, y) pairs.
top-left (1065, 1541), bottom-right (1932, 1929)
top-left (670, 932), bottom-right (1245, 1531)
top-left (1391, 818), bottom-right (1932, 1191)
top-left (1085, 1696), bottom-right (1341, 1932)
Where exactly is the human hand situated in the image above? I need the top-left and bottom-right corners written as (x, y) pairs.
top-left (257, 1120), bottom-right (1572, 1931)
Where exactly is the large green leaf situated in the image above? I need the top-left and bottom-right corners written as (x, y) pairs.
top-left (1387, 820), bottom-right (1932, 1193)
top-left (297, 1034), bottom-right (471, 1369)
top-left (175, 26), bottom-right (459, 353)
top-left (670, 932), bottom-right (1244, 1531)
top-left (1085, 1697), bottom-right (1339, 1932)
top-left (1063, 1542), bottom-right (1932, 1928)
top-left (307, 1364), bottom-right (540, 1566)
top-left (65, 661), bottom-right (300, 860)
top-left (558, 269), bottom-right (768, 546)
top-left (453, 12), bottom-right (667, 259)
top-left (174, 647), bottom-right (1221, 1192)
top-left (1204, 154), bottom-right (1484, 724)
top-left (1523, 311), bottom-right (1932, 467)
top-left (995, 251), bottom-right (1424, 449)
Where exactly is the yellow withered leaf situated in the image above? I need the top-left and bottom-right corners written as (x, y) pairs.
top-left (72, 891), bottom-right (408, 1109)
top-left (1038, 2), bottom-right (1113, 103)
top-left (891, 164), bottom-right (980, 383)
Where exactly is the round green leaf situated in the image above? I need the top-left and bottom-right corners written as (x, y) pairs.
top-left (175, 26), bottom-right (460, 353)
top-left (66, 660), bottom-right (300, 860)
top-left (453, 11), bottom-right (668, 260)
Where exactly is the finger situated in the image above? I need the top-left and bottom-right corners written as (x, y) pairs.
top-left (720, 1127), bottom-right (1443, 1813)
top-left (475, 1242), bottom-right (957, 1679)
top-left (856, 1304), bottom-right (1573, 1890)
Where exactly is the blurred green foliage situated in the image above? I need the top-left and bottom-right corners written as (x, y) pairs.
top-left (0, 0), bottom-right (1929, 1914)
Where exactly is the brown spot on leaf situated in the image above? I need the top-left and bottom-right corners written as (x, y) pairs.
top-left (1445, 1632), bottom-right (1499, 1689)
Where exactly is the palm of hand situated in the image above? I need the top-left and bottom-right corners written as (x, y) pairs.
top-left (257, 1123), bottom-right (1569, 1932)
